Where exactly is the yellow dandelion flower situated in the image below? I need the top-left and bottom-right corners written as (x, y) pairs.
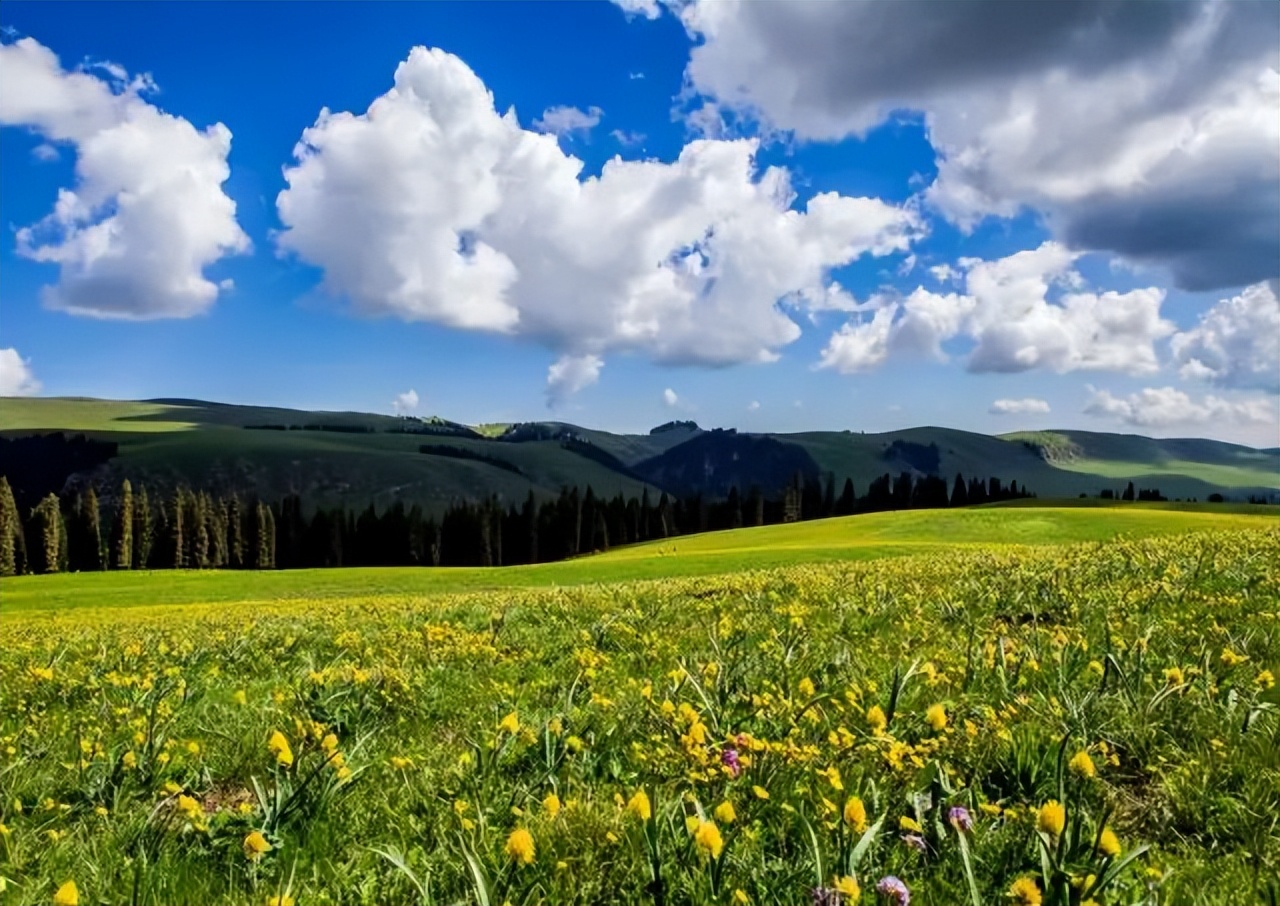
top-left (267, 731), bottom-right (293, 767)
top-left (321, 733), bottom-right (339, 753)
top-left (543, 793), bottom-right (562, 818)
top-left (266, 896), bottom-right (295, 906)
top-left (177, 794), bottom-right (202, 820)
top-left (53, 880), bottom-right (79, 906)
top-left (1037, 801), bottom-right (1066, 838)
top-left (389, 756), bottom-right (414, 770)
top-left (752, 785), bottom-right (770, 800)
top-left (899, 815), bottom-right (923, 833)
top-left (499, 711), bottom-right (520, 735)
top-left (925, 703), bottom-right (947, 732)
top-left (1009, 876), bottom-right (1041, 906)
top-left (866, 705), bottom-right (887, 733)
top-left (843, 797), bottom-right (868, 832)
top-left (243, 830), bottom-right (272, 860)
top-left (232, 690), bottom-right (247, 706)
top-left (834, 876), bottom-right (860, 899)
top-left (693, 820), bottom-right (724, 859)
top-left (733, 890), bottom-right (750, 905)
top-left (798, 677), bottom-right (816, 698)
top-left (1256, 669), bottom-right (1276, 690)
top-left (1163, 666), bottom-right (1185, 686)
top-left (713, 800), bottom-right (737, 824)
top-left (1069, 750), bottom-right (1096, 778)
top-left (122, 751), bottom-right (137, 769)
top-left (626, 790), bottom-right (652, 821)
top-left (1098, 827), bottom-right (1121, 857)
top-left (506, 827), bottom-right (535, 865)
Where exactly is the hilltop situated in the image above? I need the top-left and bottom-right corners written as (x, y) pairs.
top-left (1, 395), bottom-right (1276, 513)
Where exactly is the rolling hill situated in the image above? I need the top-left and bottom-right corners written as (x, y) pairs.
top-left (1, 395), bottom-right (1276, 513)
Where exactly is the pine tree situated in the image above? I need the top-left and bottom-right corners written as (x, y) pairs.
top-left (133, 485), bottom-right (153, 569)
top-left (170, 491), bottom-right (186, 569)
top-left (1122, 481), bottom-right (1136, 502)
top-left (71, 488), bottom-right (104, 571)
top-left (256, 502), bottom-right (275, 569)
top-left (227, 495), bottom-right (244, 568)
top-left (950, 472), bottom-right (969, 508)
top-left (112, 479), bottom-right (133, 569)
top-left (193, 491), bottom-right (211, 568)
top-left (30, 493), bottom-right (63, 574)
top-left (0, 476), bottom-right (22, 576)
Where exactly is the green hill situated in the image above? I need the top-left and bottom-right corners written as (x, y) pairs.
top-left (1, 396), bottom-right (1276, 513)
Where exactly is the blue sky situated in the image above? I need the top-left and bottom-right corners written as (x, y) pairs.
top-left (1, 1), bottom-right (1277, 444)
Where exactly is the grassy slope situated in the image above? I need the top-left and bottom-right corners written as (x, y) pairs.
top-left (6, 504), bottom-right (1275, 613)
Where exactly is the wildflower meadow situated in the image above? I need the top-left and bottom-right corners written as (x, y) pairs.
top-left (2, 527), bottom-right (1277, 905)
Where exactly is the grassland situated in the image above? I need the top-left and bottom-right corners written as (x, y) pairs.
top-left (2, 506), bottom-right (1278, 906)
top-left (4, 505), bottom-right (1276, 613)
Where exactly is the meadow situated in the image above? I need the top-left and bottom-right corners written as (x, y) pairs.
top-left (1, 507), bottom-right (1278, 905)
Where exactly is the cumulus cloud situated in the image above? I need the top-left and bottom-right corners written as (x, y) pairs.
top-left (747, 399), bottom-right (760, 411)
top-left (30, 141), bottom-right (57, 161)
top-left (275, 46), bottom-right (921, 397)
top-left (1084, 386), bottom-right (1276, 428)
top-left (672, 1), bottom-right (1279, 290)
top-left (611, 0), bottom-right (662, 20)
top-left (392, 388), bottom-right (419, 414)
top-left (989, 397), bottom-right (1050, 415)
top-left (533, 104), bottom-right (603, 138)
top-left (546, 353), bottom-right (603, 406)
top-left (0, 348), bottom-right (41, 396)
top-left (0, 38), bottom-right (249, 318)
top-left (819, 242), bottom-right (1173, 375)
top-left (662, 387), bottom-right (679, 407)
top-left (1170, 280), bottom-right (1280, 393)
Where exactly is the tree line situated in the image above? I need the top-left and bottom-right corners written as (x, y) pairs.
top-left (0, 470), bottom-right (1034, 576)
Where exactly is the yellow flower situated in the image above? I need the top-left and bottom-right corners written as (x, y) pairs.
top-left (693, 819), bottom-right (723, 859)
top-left (566, 735), bottom-right (584, 753)
top-left (834, 876), bottom-right (861, 899)
top-left (122, 751), bottom-right (137, 769)
top-left (626, 790), bottom-right (652, 821)
top-left (713, 800), bottom-right (737, 824)
top-left (267, 731), bottom-right (293, 767)
top-left (1163, 666), bottom-right (1185, 686)
top-left (1256, 669), bottom-right (1276, 690)
top-left (798, 677), bottom-right (816, 698)
top-left (53, 881), bottom-right (79, 906)
top-left (1098, 827), bottom-right (1121, 857)
top-left (177, 794), bottom-right (202, 820)
top-left (243, 830), bottom-right (272, 860)
top-left (506, 827), bottom-right (535, 865)
top-left (94, 806), bottom-right (109, 817)
top-left (233, 690), bottom-right (247, 706)
top-left (752, 785), bottom-right (770, 800)
top-left (1037, 801), bottom-right (1066, 838)
top-left (733, 890), bottom-right (750, 905)
top-left (389, 756), bottom-right (414, 770)
top-left (866, 705), bottom-right (887, 733)
top-left (321, 733), bottom-right (339, 753)
top-left (843, 797), bottom-right (868, 832)
top-left (267, 896), bottom-right (295, 906)
top-left (1219, 648), bottom-right (1248, 667)
top-left (1069, 750), bottom-right (1097, 778)
top-left (899, 815), bottom-right (923, 833)
top-left (925, 703), bottom-right (948, 731)
top-left (499, 711), bottom-right (520, 735)
top-left (543, 793), bottom-right (562, 818)
top-left (1009, 876), bottom-right (1042, 906)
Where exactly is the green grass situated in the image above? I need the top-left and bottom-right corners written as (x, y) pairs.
top-left (2, 519), bottom-right (1277, 905)
top-left (0, 397), bottom-right (201, 433)
top-left (6, 504), bottom-right (1275, 613)
top-left (1052, 457), bottom-right (1280, 488)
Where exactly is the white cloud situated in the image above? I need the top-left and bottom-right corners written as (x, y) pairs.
top-left (0, 348), bottom-right (41, 396)
top-left (0, 38), bottom-right (249, 319)
top-left (747, 399), bottom-right (760, 411)
top-left (533, 104), bottom-right (603, 138)
top-left (989, 397), bottom-right (1050, 415)
top-left (1170, 280), bottom-right (1280, 393)
top-left (31, 141), bottom-right (58, 161)
top-left (673, 1), bottom-right (1279, 290)
top-left (629, 71), bottom-right (646, 80)
top-left (929, 263), bottom-right (957, 283)
top-left (392, 388), bottom-right (419, 414)
top-left (662, 387), bottom-right (679, 407)
top-left (1084, 386), bottom-right (1276, 429)
top-left (610, 128), bottom-right (646, 147)
top-left (546, 353), bottom-right (603, 406)
top-left (275, 46), bottom-right (921, 397)
top-left (611, 0), bottom-right (662, 21)
top-left (819, 242), bottom-right (1174, 375)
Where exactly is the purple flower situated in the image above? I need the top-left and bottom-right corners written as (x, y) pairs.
top-left (902, 833), bottom-right (928, 853)
top-left (721, 746), bottom-right (741, 778)
top-left (811, 887), bottom-right (842, 906)
top-left (948, 806), bottom-right (973, 832)
top-left (876, 876), bottom-right (910, 906)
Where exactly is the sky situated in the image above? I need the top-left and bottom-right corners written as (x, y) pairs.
top-left (0, 1), bottom-right (1277, 445)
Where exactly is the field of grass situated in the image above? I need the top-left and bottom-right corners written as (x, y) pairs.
top-left (2, 507), bottom-right (1279, 906)
top-left (4, 505), bottom-right (1276, 613)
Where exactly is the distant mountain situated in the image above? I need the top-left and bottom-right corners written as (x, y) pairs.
top-left (1, 396), bottom-right (1276, 513)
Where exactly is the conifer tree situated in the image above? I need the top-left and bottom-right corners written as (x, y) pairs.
top-left (227, 495), bottom-right (244, 568)
top-left (0, 476), bottom-right (23, 576)
top-left (30, 493), bottom-right (63, 574)
top-left (256, 502), bottom-right (275, 568)
top-left (133, 485), bottom-right (153, 569)
top-left (112, 479), bottom-right (133, 570)
top-left (170, 491), bottom-right (186, 569)
top-left (193, 491), bottom-right (211, 568)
